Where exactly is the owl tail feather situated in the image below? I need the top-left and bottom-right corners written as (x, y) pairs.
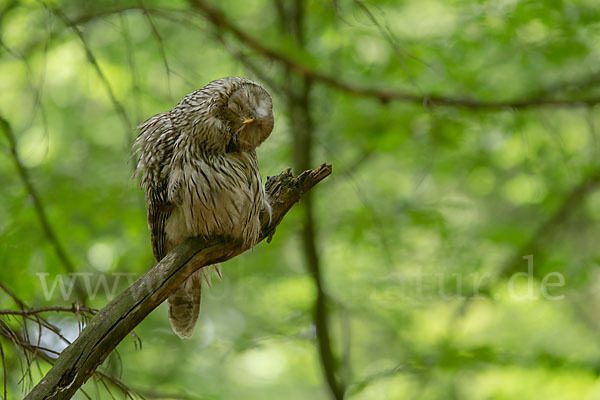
top-left (168, 270), bottom-right (203, 339)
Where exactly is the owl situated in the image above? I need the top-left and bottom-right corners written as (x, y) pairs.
top-left (133, 77), bottom-right (273, 338)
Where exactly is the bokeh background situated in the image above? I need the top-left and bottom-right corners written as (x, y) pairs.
top-left (1, 0), bottom-right (600, 399)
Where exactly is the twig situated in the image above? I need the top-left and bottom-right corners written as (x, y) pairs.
top-left (0, 282), bottom-right (26, 309)
top-left (0, 305), bottom-right (97, 317)
top-left (25, 164), bottom-right (331, 399)
top-left (0, 117), bottom-right (87, 302)
top-left (0, 310), bottom-right (146, 399)
top-left (188, 0), bottom-right (600, 110)
top-left (0, 282), bottom-right (79, 350)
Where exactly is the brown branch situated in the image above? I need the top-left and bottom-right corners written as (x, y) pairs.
top-left (188, 0), bottom-right (600, 110)
top-left (0, 117), bottom-right (87, 302)
top-left (24, 163), bottom-right (332, 399)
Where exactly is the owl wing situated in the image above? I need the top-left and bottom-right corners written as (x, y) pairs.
top-left (134, 112), bottom-right (178, 262)
top-left (148, 183), bottom-right (172, 262)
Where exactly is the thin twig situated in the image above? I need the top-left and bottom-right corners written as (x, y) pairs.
top-left (0, 305), bottom-right (97, 317)
top-left (0, 282), bottom-right (26, 309)
top-left (0, 282), bottom-right (75, 348)
top-left (0, 308), bottom-right (145, 399)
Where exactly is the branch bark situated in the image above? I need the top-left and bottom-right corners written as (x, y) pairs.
top-left (25, 163), bottom-right (332, 400)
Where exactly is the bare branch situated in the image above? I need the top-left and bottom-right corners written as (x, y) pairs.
top-left (25, 164), bottom-right (332, 399)
top-left (0, 291), bottom-right (151, 399)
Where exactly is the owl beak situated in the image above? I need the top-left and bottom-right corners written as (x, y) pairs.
top-left (242, 118), bottom-right (255, 125)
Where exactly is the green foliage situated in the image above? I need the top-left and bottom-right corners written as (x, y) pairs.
top-left (1, 0), bottom-right (600, 398)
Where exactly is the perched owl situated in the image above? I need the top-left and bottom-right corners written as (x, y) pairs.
top-left (133, 77), bottom-right (273, 338)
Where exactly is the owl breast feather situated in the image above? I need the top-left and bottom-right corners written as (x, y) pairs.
top-left (164, 152), bottom-right (266, 251)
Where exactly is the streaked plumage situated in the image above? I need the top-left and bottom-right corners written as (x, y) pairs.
top-left (133, 77), bottom-right (273, 338)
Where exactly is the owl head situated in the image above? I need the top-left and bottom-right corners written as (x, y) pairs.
top-left (221, 80), bottom-right (274, 153)
top-left (166, 77), bottom-right (274, 155)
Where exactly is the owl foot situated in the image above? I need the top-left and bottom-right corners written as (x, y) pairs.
top-left (203, 270), bottom-right (213, 289)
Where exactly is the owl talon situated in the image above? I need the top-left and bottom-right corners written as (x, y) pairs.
top-left (203, 272), bottom-right (213, 289)
top-left (215, 265), bottom-right (223, 280)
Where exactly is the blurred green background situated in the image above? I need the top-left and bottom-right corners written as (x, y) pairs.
top-left (1, 0), bottom-right (600, 398)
